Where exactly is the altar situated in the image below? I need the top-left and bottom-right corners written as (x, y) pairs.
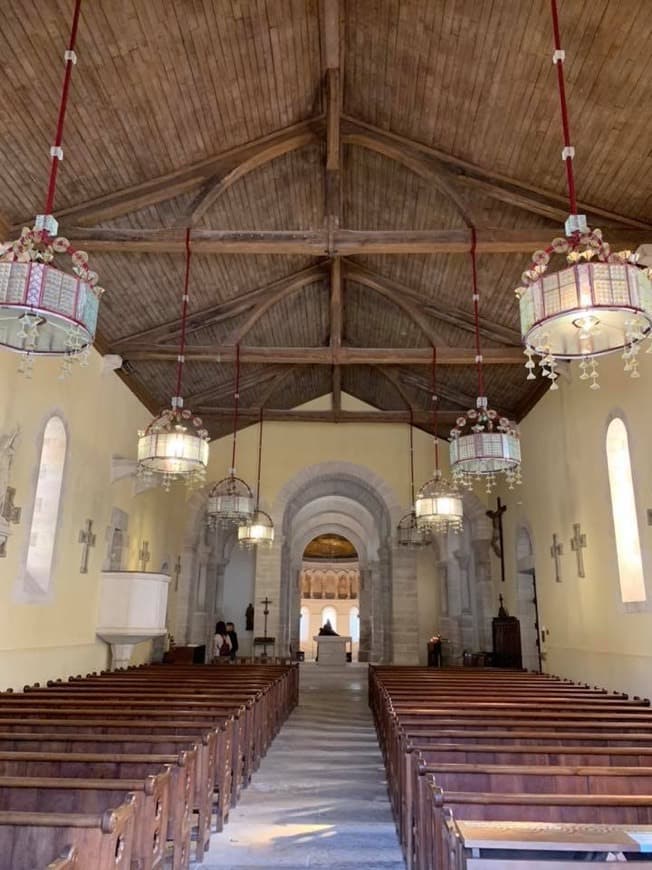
top-left (313, 635), bottom-right (351, 666)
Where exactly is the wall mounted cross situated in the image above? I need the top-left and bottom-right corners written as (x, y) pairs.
top-left (550, 533), bottom-right (563, 583)
top-left (174, 554), bottom-right (182, 590)
top-left (78, 518), bottom-right (96, 574)
top-left (1, 486), bottom-right (21, 526)
top-left (570, 523), bottom-right (587, 578)
top-left (139, 540), bottom-right (151, 571)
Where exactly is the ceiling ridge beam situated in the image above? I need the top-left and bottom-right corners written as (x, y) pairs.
top-left (342, 115), bottom-right (652, 232)
top-left (194, 407), bottom-right (460, 425)
top-left (122, 345), bottom-right (525, 365)
top-left (9, 117), bottom-right (325, 231)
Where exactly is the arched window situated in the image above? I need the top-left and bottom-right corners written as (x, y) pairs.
top-left (300, 606), bottom-right (310, 643)
top-left (321, 605), bottom-right (337, 632)
top-left (25, 416), bottom-right (67, 596)
top-left (349, 606), bottom-right (360, 642)
top-left (606, 417), bottom-right (646, 603)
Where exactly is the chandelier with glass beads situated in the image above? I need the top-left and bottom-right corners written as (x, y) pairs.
top-left (449, 232), bottom-right (522, 493)
top-left (136, 230), bottom-right (210, 489)
top-left (0, 0), bottom-right (105, 379)
top-left (397, 413), bottom-right (432, 547)
top-left (207, 345), bottom-right (255, 528)
top-left (238, 410), bottom-right (275, 549)
top-left (414, 349), bottom-right (464, 534)
top-left (516, 0), bottom-right (652, 391)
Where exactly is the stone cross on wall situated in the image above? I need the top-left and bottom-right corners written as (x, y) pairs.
top-left (550, 533), bottom-right (563, 583)
top-left (139, 540), bottom-right (151, 571)
top-left (78, 519), bottom-right (96, 574)
top-left (0, 487), bottom-right (22, 558)
top-left (174, 554), bottom-right (182, 590)
top-left (570, 523), bottom-right (587, 578)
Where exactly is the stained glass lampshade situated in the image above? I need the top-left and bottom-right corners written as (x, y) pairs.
top-left (137, 406), bottom-right (209, 489)
top-left (397, 510), bottom-right (432, 547)
top-left (414, 471), bottom-right (464, 534)
top-left (238, 509), bottom-right (275, 548)
top-left (207, 473), bottom-right (255, 527)
top-left (449, 398), bottom-right (521, 491)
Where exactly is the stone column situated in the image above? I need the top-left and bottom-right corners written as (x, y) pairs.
top-left (174, 543), bottom-right (198, 644)
top-left (454, 549), bottom-right (476, 650)
top-left (472, 538), bottom-right (494, 651)
top-left (391, 545), bottom-right (418, 664)
top-left (358, 567), bottom-right (372, 662)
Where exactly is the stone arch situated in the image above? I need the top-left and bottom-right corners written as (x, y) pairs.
top-left (271, 461), bottom-right (402, 662)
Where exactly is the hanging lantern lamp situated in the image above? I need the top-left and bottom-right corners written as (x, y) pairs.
top-left (238, 410), bottom-right (275, 549)
top-left (137, 230), bottom-right (210, 489)
top-left (397, 412), bottom-right (432, 547)
top-left (0, 0), bottom-right (105, 378)
top-left (450, 233), bottom-right (522, 493)
top-left (415, 349), bottom-right (464, 533)
top-left (207, 345), bottom-right (255, 527)
top-left (515, 0), bottom-right (652, 390)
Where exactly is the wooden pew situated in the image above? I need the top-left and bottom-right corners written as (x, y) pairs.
top-left (0, 796), bottom-right (135, 870)
top-left (46, 845), bottom-right (79, 869)
top-left (0, 773), bottom-right (169, 870)
top-left (442, 816), bottom-right (652, 868)
top-left (0, 751), bottom-right (196, 870)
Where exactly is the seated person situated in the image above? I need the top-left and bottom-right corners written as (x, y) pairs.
top-left (318, 619), bottom-right (338, 636)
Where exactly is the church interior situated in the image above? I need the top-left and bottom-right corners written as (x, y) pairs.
top-left (0, 1), bottom-right (651, 867)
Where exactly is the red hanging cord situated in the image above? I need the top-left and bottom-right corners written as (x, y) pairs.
top-left (230, 344), bottom-right (241, 472)
top-left (408, 407), bottom-right (416, 506)
top-left (469, 228), bottom-right (485, 399)
top-left (255, 409), bottom-right (264, 511)
top-left (432, 346), bottom-right (440, 472)
top-left (174, 229), bottom-right (191, 405)
top-left (550, 0), bottom-right (578, 216)
top-left (44, 0), bottom-right (83, 216)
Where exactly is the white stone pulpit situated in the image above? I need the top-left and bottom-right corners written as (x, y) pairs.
top-left (313, 635), bottom-right (351, 666)
top-left (96, 571), bottom-right (170, 669)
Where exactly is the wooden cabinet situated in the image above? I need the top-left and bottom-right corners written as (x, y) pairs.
top-left (492, 614), bottom-right (522, 669)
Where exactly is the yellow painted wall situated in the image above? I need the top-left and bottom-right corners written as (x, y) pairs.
top-left (498, 350), bottom-right (652, 700)
top-left (0, 350), bottom-right (184, 690)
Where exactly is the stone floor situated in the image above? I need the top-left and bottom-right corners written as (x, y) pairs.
top-left (196, 663), bottom-right (406, 869)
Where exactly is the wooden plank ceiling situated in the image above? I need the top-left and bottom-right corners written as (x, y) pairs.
top-left (0, 0), bottom-right (650, 438)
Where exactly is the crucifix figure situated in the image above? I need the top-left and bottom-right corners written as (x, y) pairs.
top-left (550, 533), bottom-right (563, 583)
top-left (78, 519), bottom-right (96, 574)
top-left (486, 497), bottom-right (507, 582)
top-left (139, 540), bottom-right (151, 572)
top-left (173, 555), bottom-right (182, 590)
top-left (0, 487), bottom-right (22, 558)
top-left (570, 523), bottom-right (587, 578)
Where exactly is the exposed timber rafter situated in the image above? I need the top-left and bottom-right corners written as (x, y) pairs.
top-left (186, 369), bottom-right (279, 407)
top-left (343, 260), bottom-right (520, 346)
top-left (122, 345), bottom-right (525, 365)
top-left (195, 407), bottom-right (461, 425)
top-left (342, 116), bottom-right (652, 232)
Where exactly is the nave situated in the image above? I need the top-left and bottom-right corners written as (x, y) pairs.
top-left (200, 663), bottom-right (405, 870)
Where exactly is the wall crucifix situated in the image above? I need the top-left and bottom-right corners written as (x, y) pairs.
top-left (173, 554), bottom-right (182, 590)
top-left (78, 519), bottom-right (96, 574)
top-left (570, 523), bottom-right (587, 578)
top-left (139, 540), bottom-right (151, 571)
top-left (550, 533), bottom-right (563, 583)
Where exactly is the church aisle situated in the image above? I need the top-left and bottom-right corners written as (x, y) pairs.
top-left (197, 663), bottom-right (406, 869)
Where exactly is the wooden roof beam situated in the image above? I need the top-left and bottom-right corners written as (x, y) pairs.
top-left (342, 116), bottom-right (652, 232)
top-left (112, 262), bottom-right (327, 348)
top-left (329, 258), bottom-right (343, 412)
top-left (60, 227), bottom-right (650, 255)
top-left (123, 345), bottom-right (525, 365)
top-left (343, 260), bottom-right (520, 346)
top-left (197, 408), bottom-right (461, 425)
top-left (185, 369), bottom-right (279, 406)
top-left (10, 118), bottom-right (324, 230)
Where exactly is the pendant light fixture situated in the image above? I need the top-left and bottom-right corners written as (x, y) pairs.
top-left (450, 234), bottom-right (522, 493)
top-left (238, 410), bottom-right (275, 548)
top-left (415, 349), bottom-right (464, 533)
top-left (397, 411), bottom-right (432, 547)
top-left (137, 229), bottom-right (210, 490)
top-left (207, 344), bottom-right (255, 527)
top-left (0, 0), bottom-right (104, 378)
top-left (516, 0), bottom-right (652, 390)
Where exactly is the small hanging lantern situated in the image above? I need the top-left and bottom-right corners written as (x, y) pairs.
top-left (237, 410), bottom-right (275, 548)
top-left (415, 349), bottom-right (464, 533)
top-left (206, 344), bottom-right (255, 528)
top-left (449, 232), bottom-right (522, 493)
top-left (397, 413), bottom-right (432, 547)
top-left (0, 0), bottom-right (105, 378)
top-left (515, 0), bottom-right (652, 390)
top-left (137, 230), bottom-right (209, 489)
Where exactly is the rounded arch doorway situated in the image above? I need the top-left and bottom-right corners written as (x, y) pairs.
top-left (299, 533), bottom-right (361, 661)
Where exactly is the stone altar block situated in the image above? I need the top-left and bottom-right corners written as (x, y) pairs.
top-left (313, 635), bottom-right (351, 666)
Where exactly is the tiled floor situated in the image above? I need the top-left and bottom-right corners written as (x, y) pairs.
top-left (197, 663), bottom-right (405, 869)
